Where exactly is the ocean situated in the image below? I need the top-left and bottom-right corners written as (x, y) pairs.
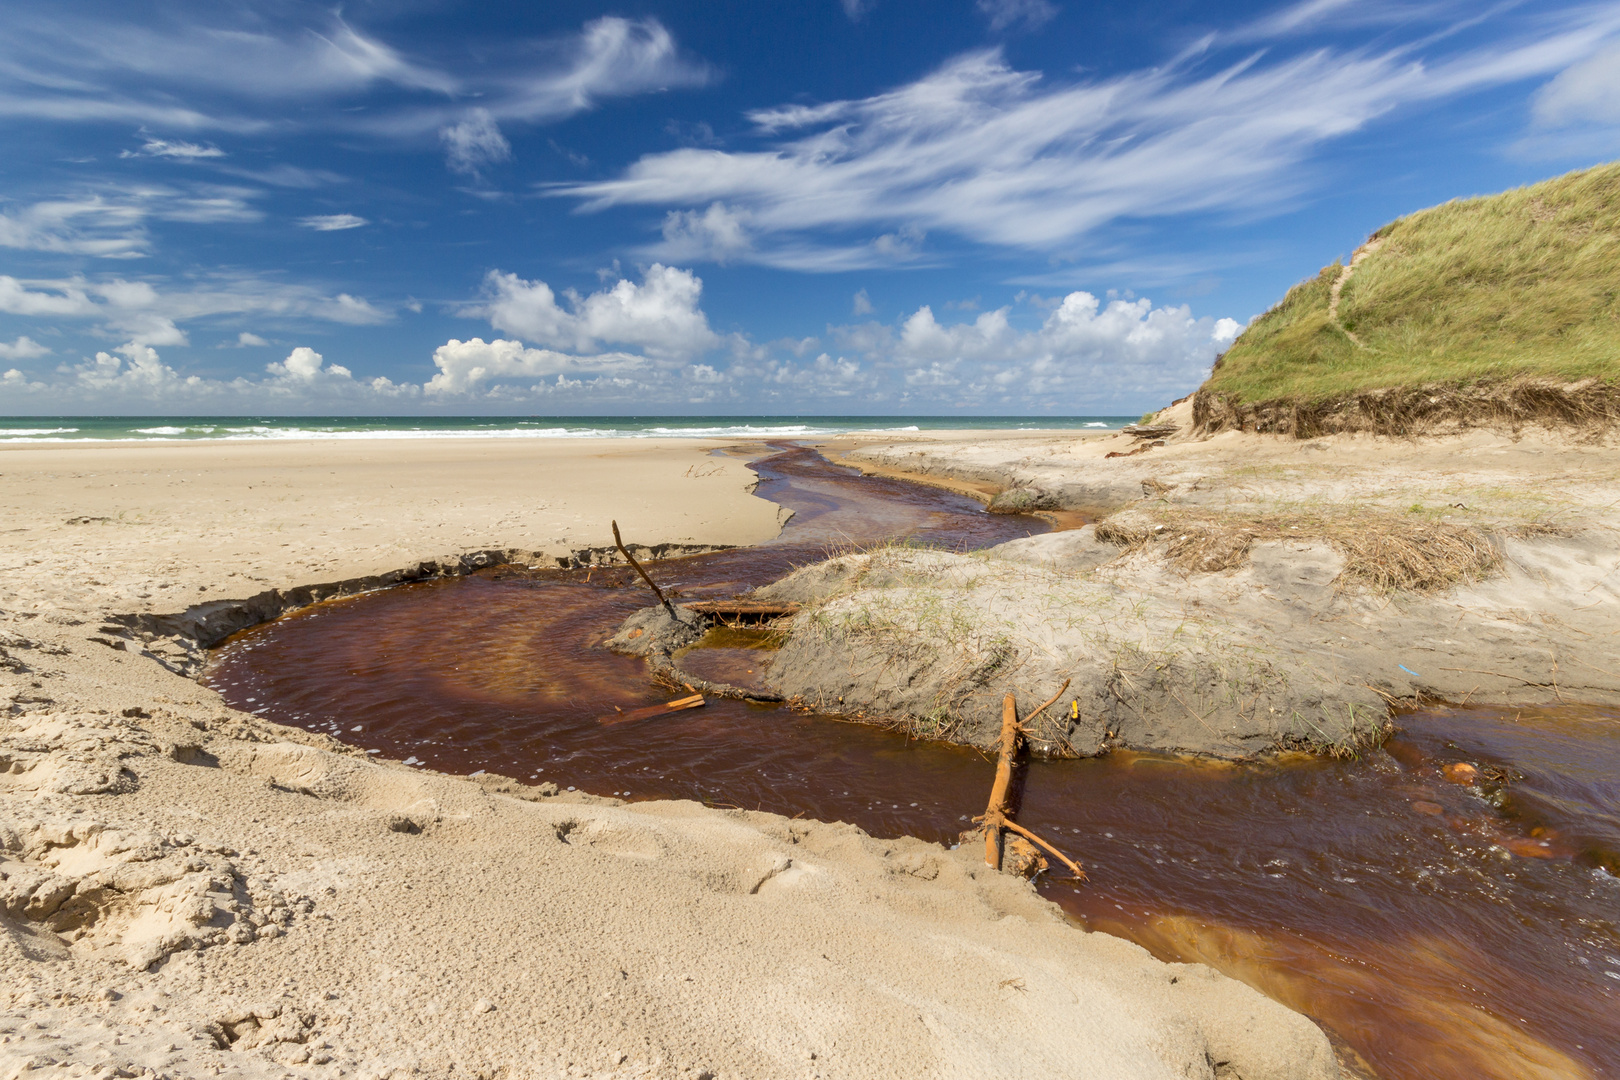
top-left (0, 415), bottom-right (1134, 443)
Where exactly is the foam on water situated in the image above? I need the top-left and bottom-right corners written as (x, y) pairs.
top-left (0, 415), bottom-right (1127, 442)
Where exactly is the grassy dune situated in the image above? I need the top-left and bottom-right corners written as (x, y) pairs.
top-left (1204, 161), bottom-right (1620, 408)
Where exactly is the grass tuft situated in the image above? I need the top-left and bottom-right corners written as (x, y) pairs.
top-left (1095, 509), bottom-right (1501, 592)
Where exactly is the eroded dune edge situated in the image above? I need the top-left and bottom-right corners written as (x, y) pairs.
top-left (786, 412), bottom-right (1620, 760)
top-left (1, 436), bottom-right (1337, 1080)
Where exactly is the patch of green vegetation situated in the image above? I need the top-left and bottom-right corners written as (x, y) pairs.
top-left (1206, 161), bottom-right (1620, 405)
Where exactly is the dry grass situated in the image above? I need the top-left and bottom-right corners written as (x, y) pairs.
top-left (1095, 509), bottom-right (1501, 592)
top-left (1201, 160), bottom-right (1620, 424)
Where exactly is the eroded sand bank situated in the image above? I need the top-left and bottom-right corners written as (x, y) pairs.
top-left (0, 436), bottom-right (1337, 1080)
top-left (772, 415), bottom-right (1620, 757)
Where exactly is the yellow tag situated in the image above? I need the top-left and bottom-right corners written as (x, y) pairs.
top-left (1069, 700), bottom-right (1079, 720)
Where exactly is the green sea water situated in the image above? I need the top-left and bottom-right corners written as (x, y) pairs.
top-left (0, 415), bottom-right (1132, 442)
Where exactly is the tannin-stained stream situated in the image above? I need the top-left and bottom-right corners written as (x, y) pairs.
top-left (204, 446), bottom-right (1620, 1080)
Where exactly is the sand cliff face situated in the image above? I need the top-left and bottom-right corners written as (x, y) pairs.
top-left (0, 437), bottom-right (1342, 1080)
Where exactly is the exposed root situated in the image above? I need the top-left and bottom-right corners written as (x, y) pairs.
top-left (1193, 377), bottom-right (1620, 439)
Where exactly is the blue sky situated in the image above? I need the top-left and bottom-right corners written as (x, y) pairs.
top-left (2, 0), bottom-right (1619, 415)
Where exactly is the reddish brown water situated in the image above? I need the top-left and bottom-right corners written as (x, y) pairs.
top-left (204, 447), bottom-right (1620, 1080)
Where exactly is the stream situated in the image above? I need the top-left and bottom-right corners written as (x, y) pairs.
top-left (203, 446), bottom-right (1620, 1080)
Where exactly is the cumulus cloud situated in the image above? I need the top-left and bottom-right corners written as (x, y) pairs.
top-left (265, 346), bottom-right (350, 382)
top-left (0, 340), bottom-right (419, 410)
top-left (6, 276), bottom-right (1241, 411)
top-left (976, 0), bottom-right (1058, 33)
top-left (441, 109), bottom-right (512, 176)
top-left (68, 342), bottom-right (201, 394)
top-left (299, 213), bottom-right (368, 231)
top-left (426, 338), bottom-right (646, 395)
top-left (0, 336), bottom-right (50, 360)
top-left (884, 292), bottom-right (1239, 395)
top-left (469, 264), bottom-right (719, 358)
top-left (559, 7), bottom-right (1620, 266)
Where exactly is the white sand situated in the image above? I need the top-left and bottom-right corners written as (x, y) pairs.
top-left (0, 435), bottom-right (1338, 1080)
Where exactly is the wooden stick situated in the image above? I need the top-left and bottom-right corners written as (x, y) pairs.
top-left (612, 520), bottom-right (678, 619)
top-left (1000, 818), bottom-right (1086, 880)
top-left (1021, 678), bottom-right (1072, 729)
top-left (984, 694), bottom-right (1020, 870)
top-left (598, 694), bottom-right (704, 726)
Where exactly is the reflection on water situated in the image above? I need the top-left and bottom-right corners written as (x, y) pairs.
top-left (204, 447), bottom-right (1620, 1080)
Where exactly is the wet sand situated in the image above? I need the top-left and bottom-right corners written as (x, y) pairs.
top-left (0, 433), bottom-right (1336, 1080)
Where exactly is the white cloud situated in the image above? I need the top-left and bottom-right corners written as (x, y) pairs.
top-left (441, 109), bottom-right (512, 176)
top-left (827, 290), bottom-right (1242, 404)
top-left (469, 264), bottom-right (719, 358)
top-left (0, 186), bottom-right (262, 258)
top-left (2, 340), bottom-right (420, 410)
top-left (0, 11), bottom-right (706, 139)
top-left (299, 213), bottom-right (369, 231)
top-left (235, 332), bottom-right (269, 347)
top-left (655, 202), bottom-right (753, 262)
top-left (842, 0), bottom-right (874, 21)
top-left (265, 346), bottom-right (350, 382)
top-left (69, 342), bottom-right (200, 394)
top-left (852, 289), bottom-right (874, 316)
top-left (0, 276), bottom-right (99, 317)
top-left (1534, 40), bottom-right (1620, 127)
top-left (121, 137), bottom-right (224, 159)
top-left (0, 196), bottom-right (150, 257)
top-left (0, 272), bottom-right (387, 348)
top-left (4, 278), bottom-right (1241, 411)
top-left (426, 338), bottom-right (646, 395)
top-left (0, 336), bottom-right (50, 360)
top-left (559, 8), bottom-right (1620, 266)
top-left (977, 0), bottom-right (1058, 33)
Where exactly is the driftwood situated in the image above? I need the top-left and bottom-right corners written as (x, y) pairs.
top-left (681, 600), bottom-right (801, 619)
top-left (599, 693), bottom-right (705, 726)
top-left (611, 520), bottom-right (678, 620)
top-left (979, 686), bottom-right (1086, 880)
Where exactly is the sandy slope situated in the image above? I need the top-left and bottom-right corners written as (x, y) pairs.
top-left (0, 436), bottom-right (1337, 1080)
top-left (785, 416), bottom-right (1620, 757)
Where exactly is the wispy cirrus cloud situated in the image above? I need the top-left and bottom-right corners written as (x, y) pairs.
top-left (0, 185), bottom-right (262, 257)
top-left (298, 213), bottom-right (368, 231)
top-left (120, 136), bottom-right (224, 160)
top-left (0, 7), bottom-right (707, 142)
top-left (0, 271), bottom-right (388, 352)
top-left (976, 0), bottom-right (1058, 34)
top-left (557, 3), bottom-right (1620, 269)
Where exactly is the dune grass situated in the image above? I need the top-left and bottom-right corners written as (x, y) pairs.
top-left (1204, 161), bottom-right (1620, 405)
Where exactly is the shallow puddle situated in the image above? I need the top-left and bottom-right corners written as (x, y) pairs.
top-left (204, 447), bottom-right (1620, 1080)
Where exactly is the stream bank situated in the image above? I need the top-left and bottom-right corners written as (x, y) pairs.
top-left (747, 419), bottom-right (1620, 758)
top-left (205, 443), bottom-right (1620, 1080)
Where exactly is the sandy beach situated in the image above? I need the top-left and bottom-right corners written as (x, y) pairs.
top-left (0, 434), bottom-right (1337, 1080)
